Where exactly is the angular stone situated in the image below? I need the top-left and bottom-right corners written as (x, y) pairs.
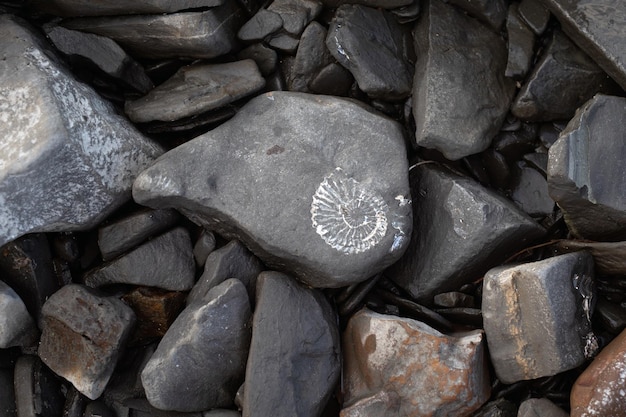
top-left (266, 32), bottom-right (299, 53)
top-left (412, 0), bottom-right (514, 160)
top-left (512, 31), bottom-right (619, 122)
top-left (445, 0), bottom-right (507, 30)
top-left (505, 4), bottom-right (536, 79)
top-left (85, 227), bottom-right (195, 291)
top-left (483, 252), bottom-right (596, 384)
top-left (388, 164), bottom-right (545, 304)
top-left (237, 43), bottom-right (278, 76)
top-left (125, 60), bottom-right (265, 123)
top-left (518, 398), bottom-right (569, 417)
top-left (237, 8), bottom-right (283, 42)
top-left (327, 4), bottom-right (413, 100)
top-left (341, 309), bottom-right (490, 417)
top-left (511, 164), bottom-right (555, 217)
top-left (551, 240), bottom-right (626, 276)
top-left (288, 21), bottom-right (333, 93)
top-left (0, 16), bottom-right (163, 247)
top-left (267, 0), bottom-right (322, 36)
top-left (0, 281), bottom-right (37, 348)
top-left (243, 272), bottom-right (340, 417)
top-left (133, 91), bottom-right (412, 288)
top-left (193, 229), bottom-right (216, 267)
top-left (39, 284), bottom-right (136, 399)
top-left (142, 279), bottom-right (251, 412)
top-left (30, 0), bottom-right (224, 16)
top-left (14, 355), bottom-right (65, 417)
top-left (548, 95), bottom-right (626, 241)
top-left (0, 368), bottom-right (16, 417)
top-left (321, 0), bottom-right (412, 8)
top-left (309, 62), bottom-right (353, 96)
top-left (519, 0), bottom-right (550, 35)
top-left (84, 401), bottom-right (115, 417)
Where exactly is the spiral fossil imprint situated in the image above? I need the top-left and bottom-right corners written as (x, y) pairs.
top-left (311, 169), bottom-right (388, 254)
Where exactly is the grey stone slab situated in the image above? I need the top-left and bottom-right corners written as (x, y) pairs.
top-left (519, 0), bottom-right (551, 35)
top-left (133, 91), bottom-right (412, 288)
top-left (518, 398), bottom-right (568, 417)
top-left (192, 230), bottom-right (216, 268)
top-left (0, 15), bottom-right (163, 247)
top-left (14, 355), bottom-right (65, 417)
top-left (511, 164), bottom-right (555, 217)
top-left (388, 164), bottom-right (545, 304)
top-left (0, 281), bottom-right (37, 349)
top-left (242, 272), bottom-right (340, 417)
top-left (30, 0), bottom-right (224, 16)
top-left (505, 4), bottom-right (536, 79)
top-left (483, 252), bottom-right (596, 384)
top-left (547, 95), bottom-right (626, 241)
top-left (86, 227), bottom-right (195, 291)
top-left (236, 43), bottom-right (278, 76)
top-left (412, 0), bottom-right (515, 160)
top-left (142, 279), bottom-right (251, 412)
top-left (237, 8), bottom-right (283, 42)
top-left (288, 21), bottom-right (333, 93)
top-left (327, 4), bottom-right (413, 100)
top-left (550, 240), bottom-right (626, 276)
top-left (267, 0), bottom-right (322, 36)
top-left (445, 0), bottom-right (508, 30)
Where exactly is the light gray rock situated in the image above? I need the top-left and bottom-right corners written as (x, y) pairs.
top-left (518, 398), bottom-right (568, 417)
top-left (0, 15), bottom-right (163, 248)
top-left (0, 281), bottom-right (37, 348)
top-left (30, 0), bottom-right (225, 16)
top-left (133, 91), bottom-right (412, 288)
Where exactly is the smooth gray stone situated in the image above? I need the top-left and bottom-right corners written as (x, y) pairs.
top-left (288, 21), bottom-right (333, 93)
top-left (388, 164), bottom-right (545, 304)
top-left (512, 30), bottom-right (619, 122)
top-left (39, 285), bottom-right (136, 399)
top-left (236, 43), bottom-right (278, 76)
top-left (267, 0), bottom-right (322, 36)
top-left (483, 252), bottom-right (596, 384)
top-left (548, 95), bottom-right (626, 241)
top-left (540, 0), bottom-right (626, 90)
top-left (327, 4), bottom-right (413, 100)
top-left (125, 60), bottom-right (265, 123)
top-left (133, 91), bottom-right (412, 288)
top-left (242, 272), bottom-right (340, 417)
top-left (63, 3), bottom-right (243, 60)
top-left (309, 62), bottom-right (353, 96)
top-left (43, 24), bottom-right (153, 93)
top-left (266, 31), bottom-right (299, 53)
top-left (187, 240), bottom-right (263, 305)
top-left (14, 356), bottom-right (64, 417)
top-left (193, 230), bottom-right (216, 267)
top-left (505, 4), bottom-right (536, 79)
top-left (518, 398), bottom-right (568, 417)
top-left (98, 208), bottom-right (180, 261)
top-left (86, 227), bottom-right (195, 291)
top-left (0, 15), bottom-right (163, 247)
top-left (519, 0), bottom-right (550, 35)
top-left (142, 279), bottom-right (251, 412)
top-left (511, 164), bottom-right (555, 217)
top-left (237, 8), bottom-right (283, 42)
top-left (0, 281), bottom-right (37, 349)
top-left (29, 0), bottom-right (224, 16)
top-left (412, 0), bottom-right (514, 160)
top-left (445, 0), bottom-right (508, 30)
top-left (0, 368), bottom-right (16, 417)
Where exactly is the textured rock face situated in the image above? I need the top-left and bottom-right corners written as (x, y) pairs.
top-left (341, 309), bottom-right (490, 417)
top-left (0, 15), bottom-right (163, 248)
top-left (133, 91), bottom-right (411, 288)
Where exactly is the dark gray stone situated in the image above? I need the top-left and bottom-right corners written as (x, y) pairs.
top-left (523, 152), bottom-right (549, 175)
top-left (547, 95), bottom-right (626, 241)
top-left (62, 387), bottom-right (88, 417)
top-left (0, 281), bottom-right (37, 348)
top-left (388, 164), bottom-right (545, 304)
top-left (30, 0), bottom-right (224, 16)
top-left (86, 227), bottom-right (195, 291)
top-left (321, 0), bottom-right (412, 8)
top-left (124, 398), bottom-right (204, 417)
top-left (39, 284), bottom-right (136, 399)
top-left (472, 398), bottom-right (518, 417)
top-left (327, 4), bottom-right (413, 100)
top-left (505, 4), bottom-right (536, 79)
top-left (445, 0), bottom-right (508, 30)
top-left (242, 272), bottom-right (340, 417)
top-left (84, 401), bottom-right (115, 417)
top-left (517, 398), bottom-right (568, 417)
top-left (483, 252), bottom-right (596, 384)
top-left (133, 91), bottom-right (412, 288)
top-left (0, 368), bottom-right (16, 417)
top-left (309, 62), bottom-right (353, 96)
top-left (550, 240), bottom-right (626, 276)
top-left (267, 0), bottom-right (322, 36)
top-left (512, 30), bottom-right (619, 122)
top-left (14, 356), bottom-right (64, 417)
top-left (237, 8), bottom-right (283, 42)
top-left (596, 297), bottom-right (626, 334)
top-left (433, 291), bottom-right (475, 308)
top-left (142, 279), bottom-right (251, 412)
top-left (98, 208), bottom-right (180, 261)
top-left (0, 15), bottom-right (163, 247)
top-left (266, 31), bottom-right (299, 54)
top-left (519, 0), bottom-right (551, 35)
top-left (236, 43), bottom-right (278, 76)
top-left (412, 0), bottom-right (515, 160)
top-left (288, 21), bottom-right (333, 93)
top-left (193, 230), bottom-right (216, 268)
top-left (511, 164), bottom-right (555, 217)
top-left (204, 411), bottom-right (240, 417)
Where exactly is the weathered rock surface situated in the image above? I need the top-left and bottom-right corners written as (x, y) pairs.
top-left (142, 279), bottom-right (251, 412)
top-left (483, 252), bottom-right (596, 384)
top-left (548, 95), bottom-right (626, 241)
top-left (388, 164), bottom-right (544, 304)
top-left (243, 272), bottom-right (340, 417)
top-left (0, 15), bottom-right (163, 247)
top-left (133, 91), bottom-right (412, 288)
top-left (518, 398), bottom-right (569, 417)
top-left (412, 0), bottom-right (515, 160)
top-left (505, 4), bottom-right (535, 79)
top-left (39, 284), bottom-right (136, 399)
top-left (85, 227), bottom-right (195, 291)
top-left (29, 0), bottom-right (225, 16)
top-left (0, 281), bottom-right (37, 348)
top-left (446, 0), bottom-right (508, 30)
top-left (341, 309), bottom-right (490, 417)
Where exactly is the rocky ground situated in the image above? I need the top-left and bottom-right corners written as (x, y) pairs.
top-left (0, 0), bottom-right (626, 416)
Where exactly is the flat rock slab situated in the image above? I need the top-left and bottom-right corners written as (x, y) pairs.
top-left (0, 15), bottom-right (163, 247)
top-left (142, 279), bottom-right (251, 412)
top-left (29, 0), bottom-right (224, 16)
top-left (243, 272), bottom-right (340, 417)
top-left (39, 284), bottom-right (136, 400)
top-left (548, 95), bottom-right (626, 241)
top-left (133, 91), bottom-right (412, 288)
top-left (388, 164), bottom-right (545, 304)
top-left (341, 309), bottom-right (490, 417)
top-left (483, 252), bottom-right (596, 384)
top-left (412, 0), bottom-right (515, 160)
top-left (0, 280), bottom-right (37, 348)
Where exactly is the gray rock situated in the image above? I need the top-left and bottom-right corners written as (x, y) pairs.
top-left (0, 281), bottom-right (37, 348)
top-left (505, 4), bottom-right (536, 79)
top-left (517, 398), bottom-right (568, 417)
top-left (412, 0), bottom-right (514, 160)
top-left (391, 0), bottom-right (421, 23)
top-left (540, 0), bottom-right (626, 90)
top-left (30, 0), bottom-right (224, 16)
top-left (267, 0), bottom-right (322, 36)
top-left (86, 227), bottom-right (195, 291)
top-left (445, 0), bottom-right (508, 30)
top-left (473, 399), bottom-right (518, 417)
top-left (38, 284), bottom-right (136, 399)
top-left (512, 30), bottom-right (619, 122)
top-left (550, 240), bottom-right (626, 276)
top-left (193, 230), bottom-right (216, 268)
top-left (204, 411), bottom-right (241, 417)
top-left (142, 279), bottom-right (251, 412)
top-left (125, 398), bottom-right (204, 417)
top-left (483, 252), bottom-right (596, 384)
top-left (548, 95), bottom-right (626, 241)
top-left (187, 240), bottom-right (263, 305)
top-left (63, 3), bottom-right (243, 60)
top-left (0, 15), bottom-right (163, 247)
top-left (14, 356), bottom-right (65, 417)
top-left (236, 43), bottom-right (278, 76)
top-left (266, 31), bottom-right (300, 53)
top-left (43, 24), bottom-right (153, 93)
top-left (388, 164), bottom-right (545, 304)
top-left (433, 291), bottom-right (475, 308)
top-left (133, 91), bottom-right (412, 288)
top-left (237, 8), bottom-right (283, 42)
top-left (84, 401), bottom-right (115, 417)
top-left (321, 0), bottom-right (412, 8)
top-left (288, 21), bottom-right (333, 92)
top-left (125, 60), bottom-right (265, 123)
top-left (518, 0), bottom-right (550, 35)
top-left (511, 164), bottom-right (555, 217)
top-left (0, 368), bottom-right (16, 417)
top-left (242, 272), bottom-right (340, 417)
top-left (326, 4), bottom-right (413, 100)
top-left (309, 62), bottom-right (353, 96)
